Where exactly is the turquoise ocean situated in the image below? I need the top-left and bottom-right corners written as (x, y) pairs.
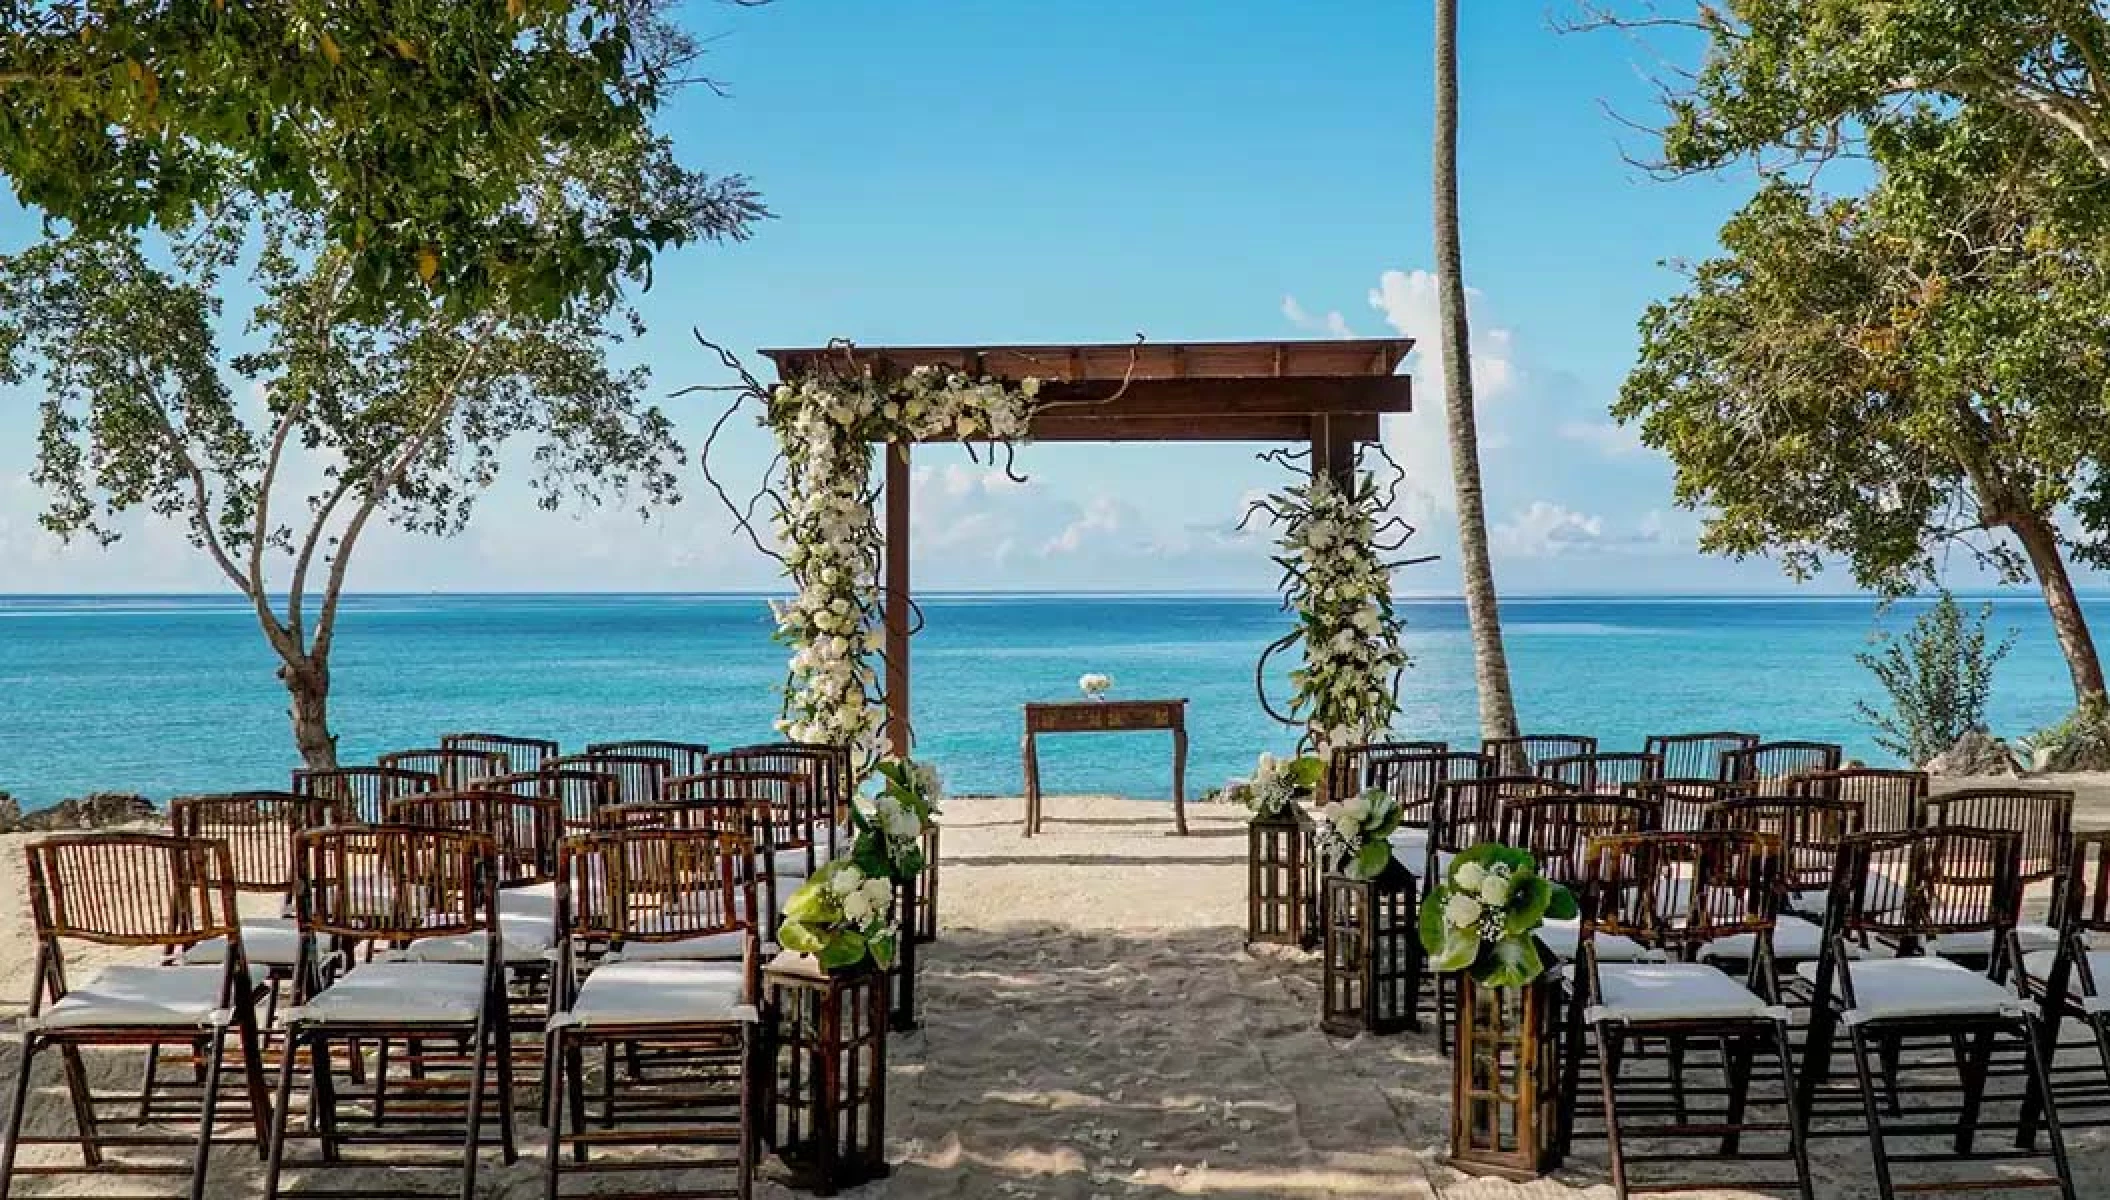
top-left (0, 592), bottom-right (2099, 809)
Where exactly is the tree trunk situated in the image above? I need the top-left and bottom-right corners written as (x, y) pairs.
top-left (280, 656), bottom-right (340, 770)
top-left (2005, 509), bottom-right (2108, 708)
top-left (1433, 0), bottom-right (1521, 741)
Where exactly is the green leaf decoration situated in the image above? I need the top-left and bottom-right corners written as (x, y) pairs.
top-left (868, 931), bottom-right (897, 971)
top-left (1502, 871), bottom-right (1554, 937)
top-left (816, 930), bottom-right (867, 971)
top-left (1284, 756), bottom-right (1326, 788)
top-left (783, 881), bottom-right (839, 924)
top-left (1417, 892), bottom-right (1450, 956)
top-left (1432, 923), bottom-right (1481, 972)
top-left (1473, 935), bottom-right (1545, 989)
top-left (1544, 882), bottom-right (1580, 921)
top-left (778, 918), bottom-right (825, 956)
top-left (1354, 840), bottom-right (1393, 881)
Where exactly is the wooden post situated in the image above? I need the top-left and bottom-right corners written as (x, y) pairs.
top-left (1311, 413), bottom-right (1357, 489)
top-left (884, 442), bottom-right (912, 758)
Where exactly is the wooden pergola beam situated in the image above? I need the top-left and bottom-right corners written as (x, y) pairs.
top-left (1027, 412), bottom-right (1382, 443)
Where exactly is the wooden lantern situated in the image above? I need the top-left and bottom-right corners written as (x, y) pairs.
top-left (890, 874), bottom-right (921, 1032)
top-left (912, 824), bottom-right (940, 945)
top-left (1246, 810), bottom-right (1307, 948)
top-left (1448, 964), bottom-right (1562, 1179)
top-left (764, 951), bottom-right (892, 1195)
top-left (1319, 860), bottom-right (1423, 1036)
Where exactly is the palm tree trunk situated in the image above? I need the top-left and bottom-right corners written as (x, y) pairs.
top-left (1433, 0), bottom-right (1521, 741)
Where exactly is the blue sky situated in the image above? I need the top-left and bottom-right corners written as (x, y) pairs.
top-left (0, 2), bottom-right (2006, 595)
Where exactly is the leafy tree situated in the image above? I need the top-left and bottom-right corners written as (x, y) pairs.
top-left (1572, 0), bottom-right (2110, 181)
top-left (0, 0), bottom-right (762, 319)
top-left (0, 149), bottom-right (732, 764)
top-left (1855, 592), bottom-right (2015, 765)
top-left (1432, 0), bottom-right (1521, 741)
top-left (1616, 109), bottom-right (2110, 707)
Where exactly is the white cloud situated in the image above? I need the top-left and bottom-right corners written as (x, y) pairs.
top-left (1281, 294), bottom-right (1357, 339)
top-left (1367, 269), bottom-right (1517, 403)
top-left (1494, 501), bottom-right (1665, 558)
top-left (1557, 420), bottom-right (1647, 458)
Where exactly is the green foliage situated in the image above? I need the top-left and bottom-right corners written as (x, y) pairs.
top-left (2019, 699), bottom-right (2110, 773)
top-left (0, 2), bottom-right (765, 319)
top-left (1418, 843), bottom-right (1575, 988)
top-left (1616, 108), bottom-right (2110, 594)
top-left (777, 860), bottom-right (897, 973)
top-left (1854, 593), bottom-right (2015, 764)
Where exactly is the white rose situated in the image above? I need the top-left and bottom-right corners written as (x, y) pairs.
top-left (1331, 811), bottom-right (1360, 838)
top-left (1479, 875), bottom-right (1512, 906)
top-left (1444, 892), bottom-right (1483, 929)
top-left (1453, 861), bottom-right (1487, 891)
top-left (836, 865), bottom-right (865, 891)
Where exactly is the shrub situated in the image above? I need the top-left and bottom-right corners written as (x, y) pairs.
top-left (1855, 592), bottom-right (2014, 766)
top-left (2018, 700), bottom-right (2110, 772)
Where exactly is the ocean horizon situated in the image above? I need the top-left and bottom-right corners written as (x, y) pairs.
top-left (0, 590), bottom-right (2100, 810)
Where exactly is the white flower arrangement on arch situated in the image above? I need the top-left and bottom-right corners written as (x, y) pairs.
top-left (1246, 461), bottom-right (1418, 756)
top-left (757, 363), bottom-right (1042, 767)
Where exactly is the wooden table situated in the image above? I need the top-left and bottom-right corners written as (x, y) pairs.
top-left (1021, 698), bottom-right (1189, 836)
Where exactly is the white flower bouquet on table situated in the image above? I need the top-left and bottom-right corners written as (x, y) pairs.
top-left (777, 861), bottom-right (900, 972)
top-left (1313, 785), bottom-right (1406, 880)
top-left (1078, 673), bottom-right (1113, 700)
top-left (1219, 751), bottom-right (1324, 820)
top-left (1416, 845), bottom-right (1577, 988)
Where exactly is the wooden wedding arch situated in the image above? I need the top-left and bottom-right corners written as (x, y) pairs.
top-left (758, 337), bottom-right (1415, 755)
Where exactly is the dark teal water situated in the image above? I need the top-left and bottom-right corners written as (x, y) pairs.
top-left (0, 592), bottom-right (2096, 808)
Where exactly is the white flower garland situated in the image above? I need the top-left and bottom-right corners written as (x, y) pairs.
top-left (1258, 470), bottom-right (1409, 755)
top-left (764, 366), bottom-right (1040, 765)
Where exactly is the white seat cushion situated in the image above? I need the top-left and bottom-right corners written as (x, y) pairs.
top-left (1387, 828), bottom-right (1429, 878)
top-left (611, 930), bottom-right (750, 962)
top-left (289, 962), bottom-right (488, 1025)
top-left (498, 882), bottom-right (558, 920)
top-left (403, 913), bottom-right (556, 965)
top-left (184, 916), bottom-right (302, 968)
top-left (2022, 948), bottom-right (2110, 1013)
top-left (1794, 955), bottom-right (2024, 1024)
top-left (562, 961), bottom-right (755, 1027)
top-left (35, 964), bottom-right (262, 1031)
top-left (1704, 915), bottom-right (1842, 963)
top-left (1927, 924), bottom-right (2058, 958)
top-left (1586, 963), bottom-right (1783, 1024)
top-left (1537, 917), bottom-right (1652, 963)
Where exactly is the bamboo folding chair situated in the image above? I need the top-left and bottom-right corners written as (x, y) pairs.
top-left (2020, 832), bottom-right (2110, 1140)
top-left (1497, 791), bottom-right (1657, 966)
top-left (547, 753), bottom-right (668, 811)
top-left (700, 746), bottom-right (851, 864)
top-left (292, 767), bottom-right (440, 826)
top-left (1800, 828), bottom-right (2075, 1200)
top-left (1323, 740), bottom-right (1447, 805)
top-left (663, 771), bottom-right (814, 936)
top-left (1561, 831), bottom-right (1813, 1200)
top-left (1702, 795), bottom-right (1863, 970)
top-left (264, 825), bottom-right (513, 1200)
top-left (545, 828), bottom-right (760, 1200)
top-left (377, 748), bottom-right (509, 791)
top-left (168, 792), bottom-right (335, 1003)
top-left (1719, 741), bottom-right (1843, 794)
top-left (1925, 787), bottom-right (2074, 961)
top-left (1481, 733), bottom-right (1596, 776)
top-left (386, 791), bottom-right (565, 976)
top-left (1, 834), bottom-right (272, 1200)
top-left (1538, 752), bottom-right (1664, 794)
top-left (1371, 751), bottom-right (1489, 895)
top-left (440, 732), bottom-right (560, 776)
top-left (1642, 731), bottom-right (1759, 784)
top-left (476, 767), bottom-right (624, 833)
top-left (1622, 777), bottom-right (1753, 834)
top-left (583, 740), bottom-right (714, 778)
top-left (1790, 768), bottom-right (1929, 834)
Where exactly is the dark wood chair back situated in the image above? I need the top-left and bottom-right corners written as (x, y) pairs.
top-left (1498, 794), bottom-right (1657, 889)
top-left (27, 833), bottom-right (241, 950)
top-left (377, 747), bottom-right (508, 790)
top-left (1926, 787), bottom-right (2075, 889)
top-left (1705, 795), bottom-right (1861, 905)
top-left (440, 732), bottom-right (560, 775)
top-left (475, 767), bottom-right (623, 832)
top-left (1366, 751), bottom-right (1489, 827)
top-left (168, 790), bottom-right (332, 895)
top-left (1481, 734), bottom-right (1596, 775)
top-left (292, 824), bottom-right (497, 942)
top-left (1719, 741), bottom-right (1844, 793)
top-left (1538, 752), bottom-right (1664, 794)
top-left (1579, 830), bottom-right (1781, 959)
top-left (547, 752), bottom-right (669, 809)
top-left (1325, 740), bottom-right (1448, 804)
top-left (1622, 777), bottom-right (1754, 833)
top-left (1791, 768), bottom-right (1929, 833)
top-left (293, 766), bottom-right (441, 825)
top-left (387, 790), bottom-right (563, 888)
top-left (1829, 827), bottom-right (2022, 952)
top-left (583, 739), bottom-right (714, 778)
top-left (1642, 731), bottom-right (1760, 784)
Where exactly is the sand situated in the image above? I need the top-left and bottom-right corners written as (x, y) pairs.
top-left (4, 776), bottom-right (2110, 1197)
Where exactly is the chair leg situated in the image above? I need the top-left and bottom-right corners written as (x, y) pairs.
top-left (1721, 1032), bottom-right (1752, 1156)
top-left (1667, 1036), bottom-right (1689, 1124)
top-left (2018, 1016), bottom-right (2078, 1200)
top-left (738, 1023), bottom-right (755, 1200)
top-left (1, 1033), bottom-right (40, 1199)
top-left (1594, 1022), bottom-right (1629, 1200)
top-left (543, 1028), bottom-right (566, 1200)
top-left (1557, 977), bottom-right (1589, 1156)
top-left (309, 1033), bottom-right (341, 1164)
top-left (1878, 1032), bottom-right (1904, 1116)
top-left (566, 1041), bottom-right (589, 1164)
top-left (188, 1025), bottom-right (230, 1200)
top-left (494, 1001), bottom-right (518, 1165)
top-left (461, 1016), bottom-right (491, 1200)
top-left (233, 993), bottom-right (272, 1156)
top-left (262, 1029), bottom-right (304, 1200)
top-left (1953, 1027), bottom-right (1995, 1155)
top-left (55, 1044), bottom-right (100, 1167)
top-left (370, 1039), bottom-right (391, 1125)
top-left (1848, 1025), bottom-right (1898, 1200)
top-left (138, 1043), bottom-right (163, 1122)
top-left (1770, 1021), bottom-right (1816, 1200)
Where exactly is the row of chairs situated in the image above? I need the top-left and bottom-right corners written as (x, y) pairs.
top-left (2, 735), bottom-right (855, 1200)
